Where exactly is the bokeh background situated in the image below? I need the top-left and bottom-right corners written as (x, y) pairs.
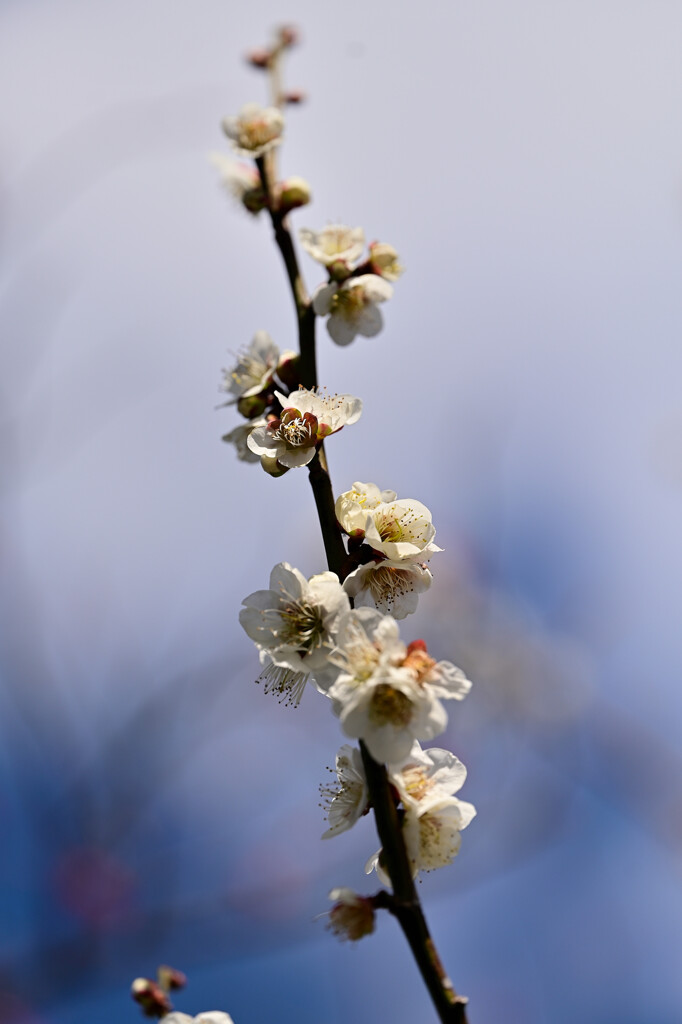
top-left (2, 2), bottom-right (682, 1022)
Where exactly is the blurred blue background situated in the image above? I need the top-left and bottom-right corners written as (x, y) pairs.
top-left (1, 2), bottom-right (682, 1022)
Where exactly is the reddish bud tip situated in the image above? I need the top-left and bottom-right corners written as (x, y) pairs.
top-left (157, 965), bottom-right (187, 991)
top-left (284, 89), bottom-right (306, 104)
top-left (246, 48), bottom-right (271, 69)
top-left (278, 24), bottom-right (299, 47)
top-left (406, 639), bottom-right (428, 655)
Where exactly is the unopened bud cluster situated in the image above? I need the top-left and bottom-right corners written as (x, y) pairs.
top-left (132, 966), bottom-right (234, 1023)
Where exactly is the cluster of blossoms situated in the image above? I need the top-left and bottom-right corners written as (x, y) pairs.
top-left (215, 99), bottom-right (312, 219)
top-left (336, 481), bottom-right (441, 618)
top-left (301, 223), bottom-right (402, 345)
top-left (322, 738), bottom-right (475, 882)
top-left (220, 330), bottom-right (362, 473)
top-left (240, 560), bottom-right (475, 939)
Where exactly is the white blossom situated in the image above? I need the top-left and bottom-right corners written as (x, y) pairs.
top-left (335, 481), bottom-right (397, 538)
top-left (369, 241), bottom-right (404, 281)
top-left (320, 744), bottom-right (369, 838)
top-left (313, 275), bottom-right (393, 346)
top-left (390, 742), bottom-right (469, 811)
top-left (401, 639), bottom-right (472, 703)
top-left (342, 559), bottom-right (433, 619)
top-left (327, 612), bottom-right (472, 761)
top-left (161, 1015), bottom-right (234, 1024)
top-left (363, 498), bottom-right (440, 562)
top-left (327, 887), bottom-right (375, 941)
top-left (221, 103), bottom-right (284, 158)
top-left (240, 562), bottom-right (350, 704)
top-left (221, 331), bottom-right (280, 403)
top-left (366, 795), bottom-right (475, 883)
top-left (299, 224), bottom-right (365, 267)
top-left (209, 154), bottom-right (266, 214)
top-left (247, 388), bottom-right (362, 469)
top-left (327, 610), bottom-right (464, 763)
top-left (222, 418), bottom-right (266, 463)
top-left (402, 796), bottom-right (476, 873)
top-left (365, 743), bottom-right (476, 882)
top-left (332, 661), bottom-right (445, 764)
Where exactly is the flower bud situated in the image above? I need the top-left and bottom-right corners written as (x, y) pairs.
top-left (327, 259), bottom-right (352, 283)
top-left (278, 24), bottom-right (299, 47)
top-left (242, 184), bottom-right (268, 215)
top-left (237, 393), bottom-right (268, 419)
top-left (156, 965), bottom-right (186, 991)
top-left (284, 89), bottom-right (306, 105)
top-left (406, 638), bottom-right (428, 655)
top-left (327, 888), bottom-right (375, 942)
top-left (246, 48), bottom-right (271, 69)
top-left (276, 176), bottom-right (312, 215)
top-left (368, 241), bottom-right (404, 281)
top-left (261, 454), bottom-right (290, 477)
top-left (276, 351), bottom-right (300, 389)
top-left (131, 978), bottom-right (172, 1017)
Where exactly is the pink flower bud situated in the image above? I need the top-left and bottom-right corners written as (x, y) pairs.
top-left (131, 977), bottom-right (172, 1017)
top-left (278, 24), bottom-right (299, 47)
top-left (284, 89), bottom-right (306, 104)
top-left (246, 48), bottom-right (271, 68)
top-left (407, 639), bottom-right (428, 655)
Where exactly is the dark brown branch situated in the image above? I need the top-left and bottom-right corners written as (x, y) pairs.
top-left (307, 447), bottom-right (347, 579)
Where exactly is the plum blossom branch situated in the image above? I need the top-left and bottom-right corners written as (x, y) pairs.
top-left (213, 25), bottom-right (475, 1024)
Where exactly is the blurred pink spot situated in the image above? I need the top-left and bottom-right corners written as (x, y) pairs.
top-left (53, 846), bottom-right (135, 927)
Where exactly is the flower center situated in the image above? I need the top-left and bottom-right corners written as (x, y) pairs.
top-left (402, 648), bottom-right (437, 683)
top-left (368, 684), bottom-right (413, 728)
top-left (367, 565), bottom-right (413, 606)
top-left (399, 764), bottom-right (431, 803)
top-left (375, 504), bottom-right (430, 547)
top-left (241, 116), bottom-right (278, 149)
top-left (332, 285), bottom-right (367, 317)
top-left (321, 228), bottom-right (354, 257)
top-left (269, 409), bottom-right (318, 448)
top-left (230, 351), bottom-right (269, 390)
top-left (279, 599), bottom-right (325, 652)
